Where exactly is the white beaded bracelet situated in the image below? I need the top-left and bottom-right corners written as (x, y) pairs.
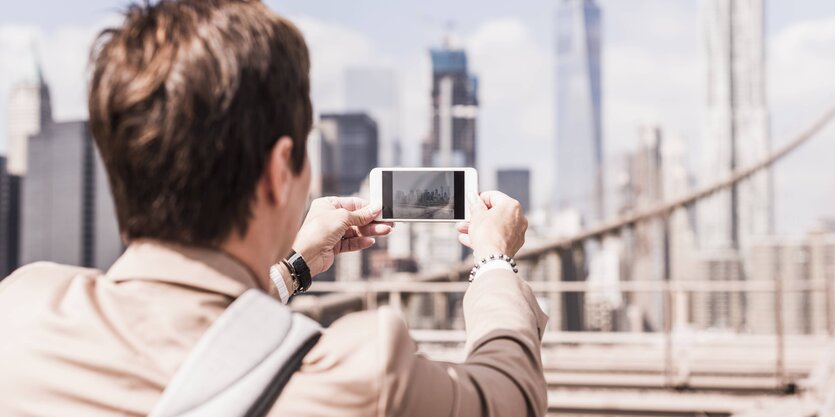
top-left (469, 254), bottom-right (518, 282)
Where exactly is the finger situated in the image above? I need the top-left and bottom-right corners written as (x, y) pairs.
top-left (347, 202), bottom-right (382, 226)
top-left (333, 197), bottom-right (369, 212)
top-left (455, 222), bottom-right (469, 233)
top-left (339, 236), bottom-right (376, 253)
top-left (458, 233), bottom-right (473, 248)
top-left (478, 190), bottom-right (514, 209)
top-left (467, 192), bottom-right (487, 214)
top-left (357, 223), bottom-right (392, 237)
top-left (342, 226), bottom-right (359, 239)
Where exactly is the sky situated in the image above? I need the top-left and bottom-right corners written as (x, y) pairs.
top-left (1, 0), bottom-right (834, 234)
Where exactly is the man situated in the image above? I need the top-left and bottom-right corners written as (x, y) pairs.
top-left (0, 0), bottom-right (548, 416)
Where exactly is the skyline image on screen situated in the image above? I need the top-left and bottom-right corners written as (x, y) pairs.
top-left (391, 171), bottom-right (455, 220)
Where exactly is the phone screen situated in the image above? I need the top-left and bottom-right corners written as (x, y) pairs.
top-left (382, 170), bottom-right (466, 220)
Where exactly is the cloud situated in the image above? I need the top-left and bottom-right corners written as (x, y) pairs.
top-left (291, 15), bottom-right (431, 167)
top-left (768, 16), bottom-right (835, 232)
top-left (290, 16), bottom-right (382, 113)
top-left (604, 43), bottom-right (701, 155)
top-left (769, 15), bottom-right (835, 137)
top-left (463, 18), bottom-right (553, 209)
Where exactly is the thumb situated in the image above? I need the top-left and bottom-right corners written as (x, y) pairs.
top-left (348, 202), bottom-right (382, 226)
top-left (467, 192), bottom-right (487, 214)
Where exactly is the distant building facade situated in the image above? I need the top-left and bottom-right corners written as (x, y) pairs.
top-left (555, 0), bottom-right (603, 223)
top-left (746, 233), bottom-right (835, 335)
top-left (618, 126), bottom-right (701, 332)
top-left (496, 169), bottom-right (531, 213)
top-left (0, 158), bottom-right (13, 276)
top-left (8, 62), bottom-right (51, 177)
top-left (4, 58), bottom-right (54, 277)
top-left (21, 121), bottom-right (121, 270)
top-left (422, 44), bottom-right (478, 168)
top-left (319, 113), bottom-right (379, 196)
top-left (695, 0), bottom-right (771, 331)
top-left (414, 41), bottom-right (477, 274)
top-left (699, 0), bottom-right (772, 269)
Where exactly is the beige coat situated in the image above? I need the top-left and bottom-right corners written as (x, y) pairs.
top-left (0, 240), bottom-right (548, 416)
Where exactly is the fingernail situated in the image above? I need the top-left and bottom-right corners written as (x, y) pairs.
top-left (368, 202), bottom-right (382, 213)
top-left (371, 238), bottom-right (377, 245)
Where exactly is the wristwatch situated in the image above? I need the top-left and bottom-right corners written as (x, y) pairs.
top-left (281, 250), bottom-right (312, 294)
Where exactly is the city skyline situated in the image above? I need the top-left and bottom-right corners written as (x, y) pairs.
top-left (1, 1), bottom-right (834, 235)
top-left (1, 3), bottom-right (834, 414)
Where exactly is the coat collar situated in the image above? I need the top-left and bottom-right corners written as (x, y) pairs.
top-left (106, 239), bottom-right (277, 299)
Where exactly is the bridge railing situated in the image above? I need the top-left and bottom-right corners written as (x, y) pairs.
top-left (291, 275), bottom-right (835, 391)
top-left (289, 103), bottom-right (835, 395)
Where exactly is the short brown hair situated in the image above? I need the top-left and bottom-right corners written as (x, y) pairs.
top-left (89, 0), bottom-right (312, 245)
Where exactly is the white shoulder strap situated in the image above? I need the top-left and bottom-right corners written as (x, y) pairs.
top-left (149, 289), bottom-right (321, 417)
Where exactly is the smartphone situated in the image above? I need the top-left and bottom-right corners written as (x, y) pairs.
top-left (369, 167), bottom-right (478, 222)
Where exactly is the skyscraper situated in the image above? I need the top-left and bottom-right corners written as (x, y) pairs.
top-left (0, 157), bottom-right (13, 277)
top-left (319, 113), bottom-right (379, 196)
top-left (699, 0), bottom-right (772, 260)
top-left (555, 0), bottom-right (603, 224)
top-left (345, 68), bottom-right (401, 167)
top-left (8, 57), bottom-right (52, 177)
top-left (422, 42), bottom-right (478, 168)
top-left (21, 120), bottom-right (122, 270)
top-left (695, 0), bottom-right (771, 330)
top-left (5, 54), bottom-right (53, 274)
top-left (497, 169), bottom-right (531, 213)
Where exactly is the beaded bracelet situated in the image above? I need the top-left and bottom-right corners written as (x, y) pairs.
top-left (469, 254), bottom-right (518, 282)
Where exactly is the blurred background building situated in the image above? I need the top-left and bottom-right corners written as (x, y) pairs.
top-left (22, 119), bottom-right (120, 269)
top-left (5, 57), bottom-right (121, 273)
top-left (554, 0), bottom-right (603, 225)
top-left (496, 168), bottom-right (531, 214)
top-left (0, 157), bottom-right (13, 275)
top-left (422, 41), bottom-right (478, 168)
top-left (747, 230), bottom-right (835, 335)
top-left (319, 112), bottom-right (379, 196)
top-left (698, 0), bottom-right (772, 332)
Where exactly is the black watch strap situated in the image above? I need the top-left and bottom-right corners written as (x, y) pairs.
top-left (287, 250), bottom-right (312, 294)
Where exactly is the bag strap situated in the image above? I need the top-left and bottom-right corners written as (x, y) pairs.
top-left (149, 289), bottom-right (322, 417)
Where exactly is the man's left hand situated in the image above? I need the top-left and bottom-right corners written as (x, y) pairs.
top-left (292, 197), bottom-right (392, 276)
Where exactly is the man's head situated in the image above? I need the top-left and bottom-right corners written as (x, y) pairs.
top-left (89, 0), bottom-right (312, 258)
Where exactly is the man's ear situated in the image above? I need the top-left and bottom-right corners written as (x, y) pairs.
top-left (264, 136), bottom-right (295, 208)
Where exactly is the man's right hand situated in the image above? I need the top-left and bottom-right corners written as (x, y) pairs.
top-left (456, 191), bottom-right (528, 260)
